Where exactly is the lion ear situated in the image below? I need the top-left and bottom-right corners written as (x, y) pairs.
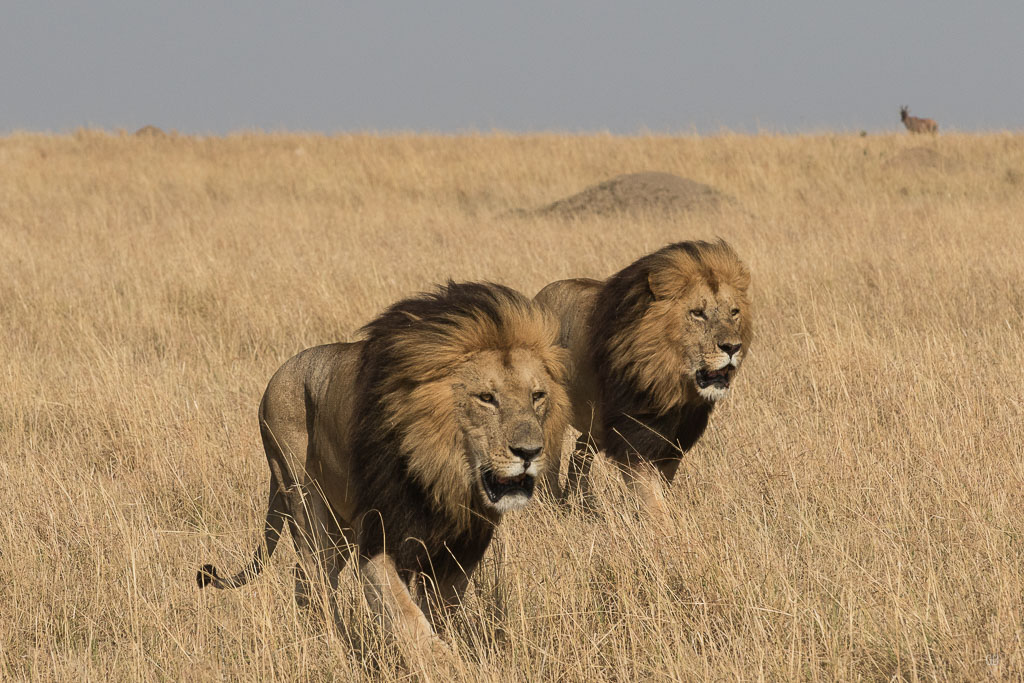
top-left (647, 270), bottom-right (677, 300)
top-left (544, 346), bottom-right (570, 386)
top-left (729, 263), bottom-right (751, 293)
top-left (647, 273), bottom-right (659, 299)
top-left (738, 265), bottom-right (752, 291)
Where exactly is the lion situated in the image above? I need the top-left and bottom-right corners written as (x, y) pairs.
top-left (534, 240), bottom-right (752, 521)
top-left (196, 281), bottom-right (569, 656)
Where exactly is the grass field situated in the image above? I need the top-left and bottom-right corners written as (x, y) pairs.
top-left (1, 130), bottom-right (1022, 681)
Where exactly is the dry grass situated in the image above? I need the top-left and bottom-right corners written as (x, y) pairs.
top-left (1, 129), bottom-right (1023, 681)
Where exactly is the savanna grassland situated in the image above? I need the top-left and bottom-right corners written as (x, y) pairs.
top-left (1, 130), bottom-right (1022, 681)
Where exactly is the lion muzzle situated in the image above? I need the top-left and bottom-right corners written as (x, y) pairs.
top-left (718, 342), bottom-right (742, 358)
top-left (508, 421), bottom-right (544, 461)
top-left (480, 468), bottom-right (536, 505)
top-left (509, 444), bottom-right (542, 461)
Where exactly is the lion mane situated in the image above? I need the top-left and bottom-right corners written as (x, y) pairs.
top-left (353, 282), bottom-right (570, 567)
top-left (535, 240), bottom-right (752, 514)
top-left (197, 281), bottom-right (569, 651)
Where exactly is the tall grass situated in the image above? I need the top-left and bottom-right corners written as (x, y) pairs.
top-left (1, 129), bottom-right (1022, 680)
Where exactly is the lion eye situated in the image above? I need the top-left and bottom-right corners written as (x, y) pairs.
top-left (476, 392), bottom-right (497, 406)
top-left (731, 308), bottom-right (740, 317)
top-left (690, 309), bottom-right (707, 321)
top-left (532, 391), bottom-right (546, 402)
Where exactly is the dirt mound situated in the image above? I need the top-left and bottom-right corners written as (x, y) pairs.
top-left (884, 147), bottom-right (960, 172)
top-left (134, 125), bottom-right (166, 138)
top-left (532, 172), bottom-right (731, 218)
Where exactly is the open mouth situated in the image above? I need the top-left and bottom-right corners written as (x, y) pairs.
top-left (695, 366), bottom-right (735, 389)
top-left (480, 469), bottom-right (535, 503)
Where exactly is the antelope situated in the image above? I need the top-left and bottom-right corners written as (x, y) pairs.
top-left (900, 106), bottom-right (938, 134)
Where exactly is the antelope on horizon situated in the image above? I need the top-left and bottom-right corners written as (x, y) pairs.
top-left (900, 106), bottom-right (938, 134)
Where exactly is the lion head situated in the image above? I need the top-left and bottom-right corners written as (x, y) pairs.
top-left (357, 282), bottom-right (570, 525)
top-left (598, 240), bottom-right (753, 411)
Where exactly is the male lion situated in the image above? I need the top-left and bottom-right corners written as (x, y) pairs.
top-left (196, 282), bottom-right (569, 655)
top-left (534, 240), bottom-right (752, 521)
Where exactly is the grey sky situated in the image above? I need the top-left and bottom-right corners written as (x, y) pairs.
top-left (3, 2), bottom-right (1021, 135)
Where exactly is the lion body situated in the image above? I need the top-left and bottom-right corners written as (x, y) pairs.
top-left (535, 241), bottom-right (752, 516)
top-left (198, 282), bottom-right (569, 653)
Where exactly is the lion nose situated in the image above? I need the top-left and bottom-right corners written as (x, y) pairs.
top-left (509, 444), bottom-right (542, 462)
top-left (718, 342), bottom-right (742, 357)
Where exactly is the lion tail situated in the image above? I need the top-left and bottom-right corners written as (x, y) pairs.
top-left (196, 474), bottom-right (287, 590)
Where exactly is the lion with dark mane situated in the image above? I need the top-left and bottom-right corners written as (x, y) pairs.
top-left (534, 240), bottom-right (752, 520)
top-left (197, 282), bottom-right (569, 655)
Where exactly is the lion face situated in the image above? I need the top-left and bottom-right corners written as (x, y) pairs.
top-left (457, 348), bottom-right (558, 514)
top-left (679, 281), bottom-right (749, 402)
top-left (644, 258), bottom-right (753, 405)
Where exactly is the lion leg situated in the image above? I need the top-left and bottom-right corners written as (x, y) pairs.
top-left (655, 455), bottom-right (682, 484)
top-left (563, 433), bottom-right (597, 510)
top-left (541, 431), bottom-right (566, 501)
top-left (418, 571), bottom-right (470, 633)
top-left (360, 554), bottom-right (451, 657)
top-left (291, 522), bottom-right (354, 610)
top-left (197, 471), bottom-right (287, 590)
top-left (287, 476), bottom-right (354, 610)
top-left (260, 424), bottom-right (351, 610)
top-left (616, 453), bottom-right (671, 526)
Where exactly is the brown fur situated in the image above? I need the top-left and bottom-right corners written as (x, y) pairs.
top-left (196, 282), bottom-right (569, 654)
top-left (900, 106), bottom-right (938, 134)
top-left (372, 293), bottom-right (570, 528)
top-left (535, 241), bottom-right (753, 518)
